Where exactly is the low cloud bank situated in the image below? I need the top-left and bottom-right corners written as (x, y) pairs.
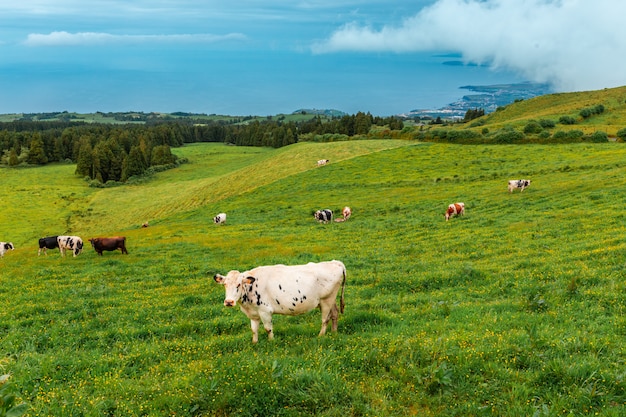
top-left (313, 0), bottom-right (626, 92)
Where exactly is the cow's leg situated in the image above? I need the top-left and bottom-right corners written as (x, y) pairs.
top-left (259, 311), bottom-right (274, 340)
top-left (330, 303), bottom-right (339, 332)
top-left (250, 318), bottom-right (260, 344)
top-left (319, 301), bottom-right (334, 336)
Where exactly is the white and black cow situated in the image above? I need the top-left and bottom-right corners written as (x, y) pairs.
top-left (38, 236), bottom-right (59, 256)
top-left (317, 159), bottom-right (329, 167)
top-left (445, 202), bottom-right (465, 221)
top-left (0, 242), bottom-right (14, 257)
top-left (214, 260), bottom-right (346, 343)
top-left (213, 213), bottom-right (227, 225)
top-left (57, 235), bottom-right (84, 257)
top-left (508, 179), bottom-right (531, 193)
top-left (314, 209), bottom-right (333, 224)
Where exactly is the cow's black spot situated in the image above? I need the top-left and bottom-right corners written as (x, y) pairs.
top-left (292, 302), bottom-right (296, 307)
top-left (275, 299), bottom-right (280, 305)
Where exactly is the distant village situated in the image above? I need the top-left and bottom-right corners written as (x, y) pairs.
top-left (400, 82), bottom-right (552, 121)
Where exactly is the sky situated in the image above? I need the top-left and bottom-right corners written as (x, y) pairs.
top-left (0, 0), bottom-right (624, 116)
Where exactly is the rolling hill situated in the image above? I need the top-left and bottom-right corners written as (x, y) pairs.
top-left (1, 139), bottom-right (626, 416)
top-left (461, 85), bottom-right (626, 136)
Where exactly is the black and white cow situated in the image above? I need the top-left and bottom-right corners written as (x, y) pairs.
top-left (314, 209), bottom-right (333, 224)
top-left (57, 235), bottom-right (84, 257)
top-left (508, 179), bottom-right (531, 193)
top-left (213, 213), bottom-right (227, 225)
top-left (0, 242), bottom-right (14, 257)
top-left (38, 236), bottom-right (59, 256)
top-left (214, 260), bottom-right (346, 343)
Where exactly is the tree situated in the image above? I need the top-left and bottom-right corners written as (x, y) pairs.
top-left (122, 145), bottom-right (148, 181)
top-left (151, 145), bottom-right (176, 166)
top-left (75, 139), bottom-right (93, 177)
top-left (463, 108), bottom-right (485, 122)
top-left (27, 134), bottom-right (48, 165)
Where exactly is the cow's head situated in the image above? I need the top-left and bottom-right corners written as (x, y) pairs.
top-left (75, 239), bottom-right (84, 255)
top-left (88, 238), bottom-right (98, 247)
top-left (214, 271), bottom-right (256, 307)
top-left (3, 242), bottom-right (14, 250)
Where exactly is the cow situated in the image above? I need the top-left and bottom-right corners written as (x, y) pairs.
top-left (214, 213), bottom-right (227, 225)
top-left (314, 209), bottom-right (333, 224)
top-left (334, 206), bottom-right (352, 222)
top-left (89, 237), bottom-right (128, 256)
top-left (214, 260), bottom-right (346, 343)
top-left (317, 159), bottom-right (329, 167)
top-left (445, 202), bottom-right (465, 221)
top-left (0, 242), bottom-right (14, 257)
top-left (508, 179), bottom-right (531, 193)
top-left (57, 235), bottom-right (83, 257)
top-left (38, 236), bottom-right (59, 256)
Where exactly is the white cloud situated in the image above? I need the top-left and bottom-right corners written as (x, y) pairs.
top-left (312, 0), bottom-right (626, 92)
top-left (23, 31), bottom-right (247, 47)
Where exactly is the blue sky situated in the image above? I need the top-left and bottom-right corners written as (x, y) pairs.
top-left (0, 0), bottom-right (624, 116)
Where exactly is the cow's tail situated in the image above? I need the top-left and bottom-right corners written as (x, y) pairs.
top-left (339, 265), bottom-right (346, 314)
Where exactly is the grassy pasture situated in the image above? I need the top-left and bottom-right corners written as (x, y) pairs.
top-left (1, 140), bottom-right (626, 416)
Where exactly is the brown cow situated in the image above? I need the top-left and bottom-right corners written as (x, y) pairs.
top-left (445, 202), bottom-right (465, 221)
top-left (89, 237), bottom-right (128, 256)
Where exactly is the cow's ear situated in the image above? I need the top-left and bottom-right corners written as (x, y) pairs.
top-left (214, 274), bottom-right (225, 284)
top-left (243, 276), bottom-right (256, 285)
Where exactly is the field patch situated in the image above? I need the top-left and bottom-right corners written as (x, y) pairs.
top-left (2, 141), bottom-right (626, 416)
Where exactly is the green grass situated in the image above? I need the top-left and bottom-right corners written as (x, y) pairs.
top-left (466, 85), bottom-right (626, 136)
top-left (1, 140), bottom-right (626, 416)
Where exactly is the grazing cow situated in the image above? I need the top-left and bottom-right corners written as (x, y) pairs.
top-left (214, 260), bottom-right (346, 343)
top-left (89, 237), bottom-right (128, 256)
top-left (214, 213), bottom-right (227, 225)
top-left (334, 206), bottom-right (352, 222)
top-left (508, 179), bottom-right (531, 193)
top-left (38, 236), bottom-right (59, 256)
top-left (317, 159), bottom-right (329, 167)
top-left (57, 235), bottom-right (84, 257)
top-left (314, 209), bottom-right (333, 224)
top-left (445, 202), bottom-right (465, 221)
top-left (0, 242), bottom-right (14, 257)
top-left (141, 222), bottom-right (149, 228)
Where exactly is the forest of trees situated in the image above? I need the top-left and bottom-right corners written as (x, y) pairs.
top-left (0, 112), bottom-right (403, 184)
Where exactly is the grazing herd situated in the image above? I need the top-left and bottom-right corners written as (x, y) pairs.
top-left (1, 161), bottom-right (531, 344)
top-left (31, 235), bottom-right (128, 258)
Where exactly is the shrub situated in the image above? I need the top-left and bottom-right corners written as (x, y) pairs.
top-left (523, 121), bottom-right (543, 134)
top-left (559, 116), bottom-right (576, 125)
top-left (539, 119), bottom-right (556, 129)
top-left (494, 129), bottom-right (525, 144)
top-left (587, 131), bottom-right (609, 143)
top-left (616, 127), bottom-right (626, 141)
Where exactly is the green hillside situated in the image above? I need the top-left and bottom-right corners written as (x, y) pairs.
top-left (1, 141), bottom-right (626, 416)
top-left (463, 85), bottom-right (626, 137)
